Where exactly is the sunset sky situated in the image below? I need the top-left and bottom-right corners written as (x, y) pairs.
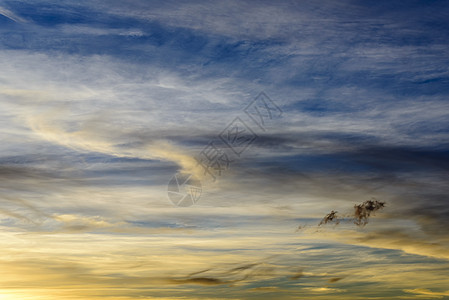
top-left (1, 1), bottom-right (449, 299)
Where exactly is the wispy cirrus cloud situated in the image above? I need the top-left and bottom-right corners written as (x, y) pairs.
top-left (0, 6), bottom-right (27, 23)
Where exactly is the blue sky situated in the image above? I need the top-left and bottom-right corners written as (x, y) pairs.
top-left (1, 1), bottom-right (449, 299)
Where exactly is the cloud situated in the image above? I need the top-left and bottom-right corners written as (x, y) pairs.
top-left (318, 210), bottom-right (339, 226)
top-left (328, 277), bottom-right (343, 283)
top-left (404, 289), bottom-right (449, 299)
top-left (27, 108), bottom-right (199, 174)
top-left (354, 229), bottom-right (449, 261)
top-left (290, 268), bottom-right (304, 280)
top-left (166, 260), bottom-right (278, 286)
top-left (302, 287), bottom-right (346, 293)
top-left (353, 199), bottom-right (386, 226)
top-left (0, 6), bottom-right (27, 23)
top-left (314, 199), bottom-right (385, 227)
top-left (167, 277), bottom-right (226, 286)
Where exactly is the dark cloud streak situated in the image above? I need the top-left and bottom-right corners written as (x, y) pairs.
top-left (317, 199), bottom-right (385, 228)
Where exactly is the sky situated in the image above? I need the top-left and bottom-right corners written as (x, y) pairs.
top-left (0, 0), bottom-right (449, 299)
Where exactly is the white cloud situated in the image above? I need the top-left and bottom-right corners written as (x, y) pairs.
top-left (0, 6), bottom-right (27, 23)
